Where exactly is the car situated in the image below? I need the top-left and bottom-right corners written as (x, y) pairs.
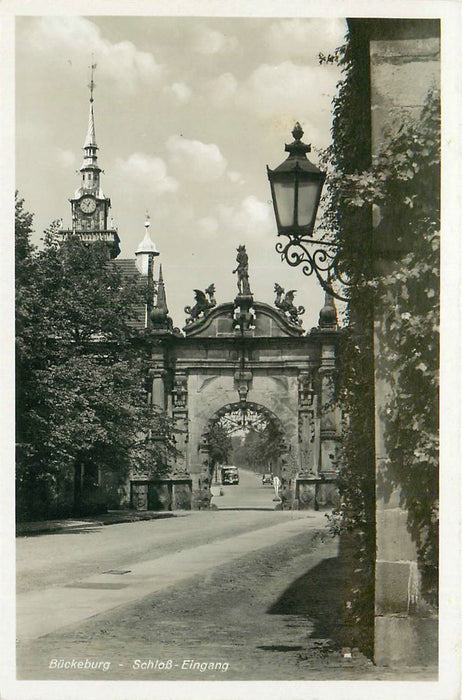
top-left (262, 473), bottom-right (273, 485)
top-left (221, 465), bottom-right (239, 485)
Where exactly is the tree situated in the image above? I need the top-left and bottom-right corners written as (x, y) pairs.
top-left (207, 424), bottom-right (232, 466)
top-left (238, 422), bottom-right (285, 474)
top-left (15, 198), bottom-right (177, 519)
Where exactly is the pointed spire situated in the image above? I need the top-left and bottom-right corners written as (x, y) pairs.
top-left (156, 264), bottom-right (169, 314)
top-left (150, 264), bottom-right (174, 333)
top-left (84, 60), bottom-right (97, 147)
top-left (81, 60), bottom-right (100, 171)
top-left (84, 102), bottom-right (97, 148)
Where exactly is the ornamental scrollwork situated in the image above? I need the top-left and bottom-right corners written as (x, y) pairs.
top-left (172, 376), bottom-right (188, 408)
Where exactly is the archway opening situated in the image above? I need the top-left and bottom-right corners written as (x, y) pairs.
top-left (203, 402), bottom-right (287, 511)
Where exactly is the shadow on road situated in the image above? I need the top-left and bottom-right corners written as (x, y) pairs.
top-left (17, 526), bottom-right (104, 537)
top-left (267, 555), bottom-right (345, 647)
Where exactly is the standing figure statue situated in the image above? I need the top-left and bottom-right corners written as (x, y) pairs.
top-left (233, 245), bottom-right (251, 295)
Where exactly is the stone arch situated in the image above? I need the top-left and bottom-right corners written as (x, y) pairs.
top-left (205, 401), bottom-right (285, 438)
top-left (196, 401), bottom-right (293, 509)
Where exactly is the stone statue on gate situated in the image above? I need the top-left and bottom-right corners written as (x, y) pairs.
top-left (184, 284), bottom-right (216, 324)
top-left (233, 245), bottom-right (251, 296)
top-left (274, 283), bottom-right (305, 326)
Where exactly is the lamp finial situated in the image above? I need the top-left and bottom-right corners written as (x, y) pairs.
top-left (292, 122), bottom-right (304, 141)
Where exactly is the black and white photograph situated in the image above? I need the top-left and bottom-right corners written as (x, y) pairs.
top-left (2, 2), bottom-right (460, 699)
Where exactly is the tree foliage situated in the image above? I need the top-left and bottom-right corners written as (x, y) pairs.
top-left (16, 196), bottom-right (177, 519)
top-left (317, 35), bottom-right (377, 655)
top-left (207, 423), bottom-right (232, 466)
top-left (234, 422), bottom-right (285, 474)
top-left (327, 89), bottom-right (439, 583)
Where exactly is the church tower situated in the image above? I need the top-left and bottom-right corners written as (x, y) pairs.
top-left (63, 64), bottom-right (120, 258)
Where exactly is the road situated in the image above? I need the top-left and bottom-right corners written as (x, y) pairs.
top-left (16, 473), bottom-right (437, 682)
top-left (211, 466), bottom-right (277, 509)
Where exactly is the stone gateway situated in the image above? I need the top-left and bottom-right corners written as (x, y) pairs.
top-left (126, 254), bottom-right (341, 512)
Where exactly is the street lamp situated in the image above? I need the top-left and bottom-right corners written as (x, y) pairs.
top-left (135, 216), bottom-right (159, 328)
top-left (267, 122), bottom-right (347, 300)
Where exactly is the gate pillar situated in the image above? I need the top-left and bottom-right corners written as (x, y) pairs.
top-left (192, 435), bottom-right (213, 510)
top-left (277, 439), bottom-right (294, 510)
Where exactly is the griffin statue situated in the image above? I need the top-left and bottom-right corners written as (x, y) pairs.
top-left (184, 284), bottom-right (216, 324)
top-left (274, 283), bottom-right (305, 326)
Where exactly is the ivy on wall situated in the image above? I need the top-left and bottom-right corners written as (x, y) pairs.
top-left (318, 33), bottom-right (377, 655)
top-left (371, 91), bottom-right (440, 607)
top-left (319, 35), bottom-right (440, 651)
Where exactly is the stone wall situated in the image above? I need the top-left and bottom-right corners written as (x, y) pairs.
top-left (362, 19), bottom-right (440, 667)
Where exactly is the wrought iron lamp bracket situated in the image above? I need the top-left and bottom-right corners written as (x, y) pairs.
top-left (275, 232), bottom-right (351, 302)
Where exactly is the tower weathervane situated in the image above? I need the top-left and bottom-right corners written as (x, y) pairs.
top-left (88, 58), bottom-right (97, 103)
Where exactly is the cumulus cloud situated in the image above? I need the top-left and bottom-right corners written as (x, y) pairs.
top-left (228, 170), bottom-right (245, 185)
top-left (113, 152), bottom-right (178, 195)
top-left (198, 196), bottom-right (273, 240)
top-left (191, 26), bottom-right (238, 54)
top-left (197, 216), bottom-right (219, 240)
top-left (166, 135), bottom-right (228, 182)
top-left (205, 60), bottom-right (340, 147)
top-left (23, 17), bottom-right (163, 89)
top-left (219, 195), bottom-right (273, 238)
top-left (55, 148), bottom-right (76, 168)
top-left (265, 19), bottom-right (347, 62)
top-left (205, 72), bottom-right (238, 107)
top-left (163, 82), bottom-right (192, 103)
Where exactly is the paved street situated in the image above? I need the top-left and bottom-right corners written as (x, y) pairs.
top-left (211, 466), bottom-right (279, 509)
top-left (16, 471), bottom-right (437, 681)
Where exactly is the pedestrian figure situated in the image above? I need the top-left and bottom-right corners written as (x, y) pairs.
top-left (273, 475), bottom-right (281, 501)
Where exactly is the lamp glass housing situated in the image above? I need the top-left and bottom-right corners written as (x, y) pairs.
top-left (270, 170), bottom-right (324, 234)
top-left (267, 124), bottom-right (326, 238)
top-left (298, 180), bottom-right (321, 228)
top-left (273, 180), bottom-right (295, 227)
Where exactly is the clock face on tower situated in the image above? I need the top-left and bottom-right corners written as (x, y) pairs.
top-left (79, 196), bottom-right (96, 214)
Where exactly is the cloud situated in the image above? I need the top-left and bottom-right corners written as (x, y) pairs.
top-left (205, 72), bottom-right (238, 107)
top-left (162, 82), bottom-right (192, 104)
top-left (113, 153), bottom-right (178, 195)
top-left (228, 171), bottom-right (245, 185)
top-left (205, 61), bottom-right (340, 147)
top-left (166, 135), bottom-right (228, 182)
top-left (199, 196), bottom-right (273, 240)
top-left (265, 19), bottom-right (347, 62)
top-left (55, 148), bottom-right (76, 168)
top-left (191, 26), bottom-right (238, 54)
top-left (23, 17), bottom-right (163, 89)
top-left (219, 195), bottom-right (273, 239)
top-left (197, 216), bottom-right (219, 240)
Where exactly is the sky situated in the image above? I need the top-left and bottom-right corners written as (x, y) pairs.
top-left (15, 15), bottom-right (347, 329)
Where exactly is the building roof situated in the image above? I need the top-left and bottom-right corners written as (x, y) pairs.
top-left (112, 258), bottom-right (146, 331)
